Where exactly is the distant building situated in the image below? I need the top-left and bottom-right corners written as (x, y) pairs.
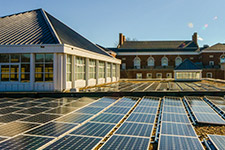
top-left (109, 33), bottom-right (225, 80)
top-left (0, 9), bottom-right (121, 92)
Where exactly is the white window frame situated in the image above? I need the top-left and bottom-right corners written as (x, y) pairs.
top-left (107, 63), bottom-right (111, 77)
top-left (89, 59), bottom-right (96, 79)
top-left (136, 73), bottom-right (142, 79)
top-left (122, 63), bottom-right (126, 70)
top-left (112, 64), bottom-right (116, 77)
top-left (98, 61), bottom-right (105, 78)
top-left (166, 73), bottom-right (172, 78)
top-left (66, 55), bottom-right (72, 81)
top-left (220, 54), bottom-right (225, 64)
top-left (206, 72), bottom-right (212, 78)
top-left (133, 57), bottom-right (141, 69)
top-left (146, 73), bottom-right (152, 79)
top-left (161, 57), bottom-right (168, 67)
top-left (75, 56), bottom-right (85, 80)
top-left (156, 73), bottom-right (162, 79)
top-left (209, 55), bottom-right (214, 58)
top-left (147, 57), bottom-right (154, 67)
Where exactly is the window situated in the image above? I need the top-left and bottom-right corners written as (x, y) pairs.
top-left (206, 72), bottom-right (212, 78)
top-left (99, 61), bottom-right (105, 78)
top-left (176, 72), bottom-right (201, 80)
top-left (161, 57), bottom-right (168, 66)
top-left (166, 73), bottom-right (172, 78)
top-left (122, 58), bottom-right (126, 60)
top-left (0, 54), bottom-right (30, 82)
top-left (75, 57), bottom-right (85, 80)
top-left (107, 63), bottom-right (111, 77)
top-left (156, 73), bottom-right (162, 79)
top-left (122, 63), bottom-right (126, 70)
top-left (35, 54), bottom-right (53, 82)
top-left (175, 57), bottom-right (182, 66)
top-left (66, 55), bottom-right (72, 81)
top-left (147, 57), bottom-right (154, 67)
top-left (133, 57), bottom-right (141, 69)
top-left (136, 73), bottom-right (142, 79)
top-left (89, 59), bottom-right (96, 79)
top-left (209, 61), bottom-right (214, 66)
top-left (190, 57), bottom-right (194, 60)
top-left (209, 55), bottom-right (214, 58)
top-left (146, 73), bottom-right (152, 79)
top-left (220, 55), bottom-right (225, 63)
top-left (112, 64), bottom-right (116, 77)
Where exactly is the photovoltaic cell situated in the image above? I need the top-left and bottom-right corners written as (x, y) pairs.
top-left (21, 114), bottom-right (61, 123)
top-left (0, 114), bottom-right (28, 123)
top-left (88, 102), bottom-right (112, 108)
top-left (189, 106), bottom-right (215, 113)
top-left (208, 134), bottom-right (225, 150)
top-left (194, 113), bottom-right (225, 124)
top-left (26, 122), bottom-right (77, 137)
top-left (14, 102), bottom-right (40, 108)
top-left (0, 107), bottom-right (21, 114)
top-left (115, 122), bottom-right (153, 137)
top-left (45, 106), bottom-right (78, 115)
top-left (138, 101), bottom-right (159, 107)
top-left (113, 101), bottom-right (135, 107)
top-left (101, 135), bottom-right (149, 150)
top-left (164, 101), bottom-right (183, 107)
top-left (97, 97), bottom-right (118, 103)
top-left (126, 113), bottom-right (156, 124)
top-left (90, 113), bottom-right (124, 124)
top-left (158, 135), bottom-right (204, 150)
top-left (104, 106), bottom-right (131, 114)
top-left (75, 107), bottom-right (104, 114)
top-left (70, 122), bottom-right (115, 137)
top-left (56, 113), bottom-right (93, 124)
top-left (161, 122), bottom-right (196, 136)
top-left (133, 106), bottom-right (158, 114)
top-left (16, 107), bottom-right (49, 114)
top-left (162, 113), bottom-right (190, 123)
top-left (44, 135), bottom-right (101, 150)
top-left (163, 106), bottom-right (186, 114)
top-left (0, 135), bottom-right (53, 150)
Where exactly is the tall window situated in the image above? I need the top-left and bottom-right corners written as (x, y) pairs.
top-left (134, 57), bottom-right (141, 69)
top-left (112, 64), bottom-right (116, 77)
top-left (220, 55), bottom-right (225, 63)
top-left (107, 63), bottom-right (111, 77)
top-left (89, 59), bottom-right (96, 79)
top-left (35, 54), bottom-right (53, 82)
top-left (147, 57), bottom-right (154, 67)
top-left (99, 61), bottom-right (105, 78)
top-left (175, 57), bottom-right (182, 66)
top-left (75, 57), bottom-right (85, 80)
top-left (161, 56), bottom-right (168, 66)
top-left (122, 63), bottom-right (126, 70)
top-left (66, 55), bottom-right (72, 81)
top-left (0, 54), bottom-right (30, 82)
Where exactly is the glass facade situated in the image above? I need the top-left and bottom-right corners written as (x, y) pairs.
top-left (176, 72), bottom-right (200, 80)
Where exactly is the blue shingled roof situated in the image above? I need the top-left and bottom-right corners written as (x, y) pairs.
top-left (175, 59), bottom-right (202, 70)
top-left (0, 9), bottom-right (111, 57)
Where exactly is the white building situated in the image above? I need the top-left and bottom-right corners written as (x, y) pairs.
top-left (0, 9), bottom-right (121, 92)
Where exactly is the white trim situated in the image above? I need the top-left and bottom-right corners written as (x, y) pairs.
top-left (117, 52), bottom-right (200, 55)
top-left (201, 50), bottom-right (225, 53)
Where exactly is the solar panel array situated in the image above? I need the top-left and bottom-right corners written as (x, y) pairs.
top-left (204, 96), bottom-right (225, 118)
top-left (158, 96), bottom-right (204, 150)
top-left (185, 96), bottom-right (225, 125)
top-left (101, 96), bottom-right (160, 150)
top-left (207, 134), bottom-right (225, 150)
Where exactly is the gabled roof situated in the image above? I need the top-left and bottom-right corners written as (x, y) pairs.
top-left (175, 59), bottom-right (202, 70)
top-left (202, 43), bottom-right (225, 51)
top-left (0, 9), bottom-right (111, 57)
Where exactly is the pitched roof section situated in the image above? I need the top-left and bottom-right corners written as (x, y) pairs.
top-left (0, 9), bottom-right (59, 45)
top-left (202, 43), bottom-right (225, 51)
top-left (175, 59), bottom-right (202, 70)
top-left (0, 9), bottom-right (112, 57)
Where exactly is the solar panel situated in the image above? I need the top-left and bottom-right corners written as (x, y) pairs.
top-left (75, 107), bottom-right (104, 114)
top-left (163, 106), bottom-right (186, 114)
top-left (164, 101), bottom-right (183, 107)
top-left (158, 135), bottom-right (204, 150)
top-left (161, 122), bottom-right (196, 136)
top-left (56, 113), bottom-right (93, 124)
top-left (187, 100), bottom-right (209, 106)
top-left (115, 122), bottom-right (153, 137)
top-left (45, 106), bottom-right (78, 115)
top-left (97, 97), bottom-right (118, 103)
top-left (26, 122), bottom-right (77, 137)
top-left (90, 113), bottom-right (124, 124)
top-left (12, 98), bottom-right (34, 103)
top-left (88, 102), bottom-right (112, 108)
top-left (44, 135), bottom-right (101, 150)
top-left (16, 107), bottom-right (50, 114)
top-left (133, 106), bottom-right (158, 114)
top-left (189, 106), bottom-right (216, 113)
top-left (0, 122), bottom-right (38, 137)
top-left (104, 106), bottom-right (131, 114)
top-left (0, 107), bottom-right (21, 114)
top-left (114, 101), bottom-right (136, 108)
top-left (14, 102), bottom-right (40, 108)
top-left (208, 134), bottom-right (225, 150)
top-left (65, 101), bottom-right (90, 107)
top-left (0, 114), bottom-right (28, 123)
top-left (39, 102), bottom-right (64, 108)
top-left (21, 114), bottom-right (61, 123)
top-left (138, 101), bottom-right (159, 107)
top-left (0, 135), bottom-right (53, 150)
top-left (70, 122), bottom-right (115, 137)
top-left (162, 113), bottom-right (190, 123)
top-left (194, 112), bottom-right (225, 124)
top-left (126, 113), bottom-right (156, 124)
top-left (0, 102), bottom-right (17, 108)
top-left (101, 135), bottom-right (149, 150)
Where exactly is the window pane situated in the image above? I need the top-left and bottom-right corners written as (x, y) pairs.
top-left (1, 74), bottom-right (9, 81)
top-left (35, 73), bottom-right (44, 81)
top-left (10, 73), bottom-right (19, 81)
top-left (1, 65), bottom-right (9, 73)
top-left (11, 65), bottom-right (19, 74)
top-left (35, 64), bottom-right (44, 73)
top-left (0, 54), bottom-right (9, 63)
top-left (11, 54), bottom-right (20, 62)
top-left (21, 64), bottom-right (30, 73)
top-left (21, 54), bottom-right (30, 62)
top-left (35, 54), bottom-right (44, 62)
top-left (45, 73), bottom-right (53, 81)
top-left (45, 54), bottom-right (53, 62)
top-left (45, 64), bottom-right (53, 73)
top-left (21, 73), bottom-right (30, 82)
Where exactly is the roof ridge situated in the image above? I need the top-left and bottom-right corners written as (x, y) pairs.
top-left (0, 8), bottom-right (42, 18)
top-left (40, 9), bottom-right (61, 44)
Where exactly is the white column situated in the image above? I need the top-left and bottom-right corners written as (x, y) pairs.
top-left (85, 58), bottom-right (89, 86)
top-left (116, 64), bottom-right (120, 81)
top-left (63, 54), bottom-right (67, 90)
top-left (72, 55), bottom-right (76, 88)
top-left (104, 62), bottom-right (107, 83)
top-left (110, 63), bottom-right (113, 81)
top-left (53, 53), bottom-right (58, 91)
top-left (96, 60), bottom-right (99, 85)
top-left (30, 53), bottom-right (35, 91)
top-left (57, 54), bottom-right (63, 91)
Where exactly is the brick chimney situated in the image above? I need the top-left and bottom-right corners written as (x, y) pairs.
top-left (192, 32), bottom-right (198, 45)
top-left (119, 33), bottom-right (124, 46)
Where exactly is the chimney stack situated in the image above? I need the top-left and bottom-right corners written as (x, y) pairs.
top-left (119, 33), bottom-right (124, 46)
top-left (192, 32), bottom-right (198, 45)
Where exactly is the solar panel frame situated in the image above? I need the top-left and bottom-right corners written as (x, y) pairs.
top-left (55, 113), bottom-right (93, 124)
top-left (163, 105), bottom-right (186, 114)
top-left (75, 106), bottom-right (104, 114)
top-left (133, 106), bottom-right (158, 114)
top-left (104, 106), bottom-right (131, 114)
top-left (90, 113), bottom-right (124, 124)
top-left (161, 113), bottom-right (191, 123)
top-left (208, 134), bottom-right (225, 150)
top-left (126, 113), bottom-right (156, 124)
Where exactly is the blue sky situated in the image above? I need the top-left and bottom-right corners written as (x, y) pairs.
top-left (1, 0), bottom-right (225, 47)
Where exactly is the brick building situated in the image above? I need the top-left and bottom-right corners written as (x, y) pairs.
top-left (109, 33), bottom-right (225, 80)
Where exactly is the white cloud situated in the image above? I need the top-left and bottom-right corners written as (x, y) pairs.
top-left (188, 22), bottom-right (194, 28)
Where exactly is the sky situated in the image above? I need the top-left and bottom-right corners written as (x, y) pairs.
top-left (1, 0), bottom-right (225, 47)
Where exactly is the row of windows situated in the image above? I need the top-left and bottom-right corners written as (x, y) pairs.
top-left (136, 73), bottom-right (173, 79)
